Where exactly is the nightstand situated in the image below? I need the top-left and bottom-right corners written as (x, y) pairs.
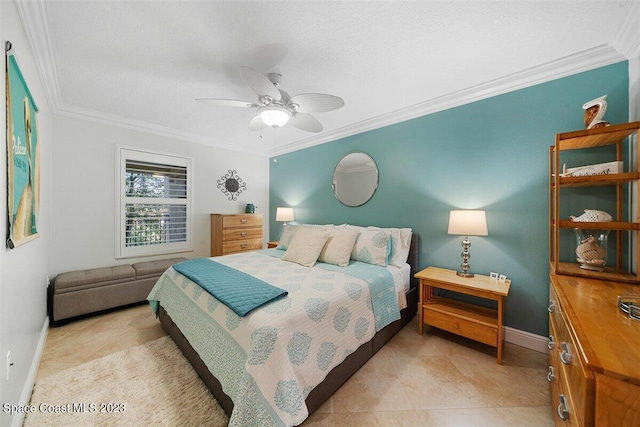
top-left (267, 241), bottom-right (278, 249)
top-left (414, 266), bottom-right (511, 364)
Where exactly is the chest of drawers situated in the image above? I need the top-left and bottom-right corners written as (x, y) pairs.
top-left (210, 213), bottom-right (263, 256)
top-left (548, 275), bottom-right (640, 426)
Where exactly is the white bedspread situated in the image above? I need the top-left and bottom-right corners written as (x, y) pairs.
top-left (148, 250), bottom-right (403, 427)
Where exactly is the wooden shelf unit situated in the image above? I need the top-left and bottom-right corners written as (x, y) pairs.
top-left (549, 121), bottom-right (640, 283)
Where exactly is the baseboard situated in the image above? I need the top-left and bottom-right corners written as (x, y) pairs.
top-left (12, 316), bottom-right (49, 427)
top-left (504, 326), bottom-right (548, 354)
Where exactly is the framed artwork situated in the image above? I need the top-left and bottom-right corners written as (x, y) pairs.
top-left (5, 41), bottom-right (40, 249)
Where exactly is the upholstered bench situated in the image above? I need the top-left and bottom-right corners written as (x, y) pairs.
top-left (51, 257), bottom-right (187, 323)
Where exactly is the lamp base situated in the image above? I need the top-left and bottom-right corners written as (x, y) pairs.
top-left (456, 271), bottom-right (475, 278)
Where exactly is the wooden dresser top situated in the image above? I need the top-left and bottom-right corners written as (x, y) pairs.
top-left (551, 274), bottom-right (640, 385)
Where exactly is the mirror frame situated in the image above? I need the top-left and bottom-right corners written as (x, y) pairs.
top-left (332, 152), bottom-right (379, 207)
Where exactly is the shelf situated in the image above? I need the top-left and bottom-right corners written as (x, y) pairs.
top-left (550, 121), bottom-right (640, 283)
top-left (558, 220), bottom-right (640, 231)
top-left (556, 122), bottom-right (640, 150)
top-left (557, 172), bottom-right (640, 187)
top-left (551, 261), bottom-right (640, 284)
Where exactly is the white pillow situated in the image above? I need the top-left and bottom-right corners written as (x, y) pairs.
top-left (368, 226), bottom-right (413, 267)
top-left (351, 229), bottom-right (390, 266)
top-left (281, 227), bottom-right (330, 267)
top-left (318, 228), bottom-right (359, 267)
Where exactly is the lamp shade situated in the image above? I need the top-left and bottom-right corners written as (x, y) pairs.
top-left (448, 210), bottom-right (488, 236)
top-left (275, 207), bottom-right (294, 222)
top-left (258, 105), bottom-right (291, 127)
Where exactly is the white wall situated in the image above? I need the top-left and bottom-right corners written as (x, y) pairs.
top-left (50, 115), bottom-right (270, 274)
top-left (0, 1), bottom-right (52, 425)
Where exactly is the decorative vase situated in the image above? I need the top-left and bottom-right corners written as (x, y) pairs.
top-left (582, 95), bottom-right (609, 129)
top-left (574, 229), bottom-right (609, 271)
top-left (245, 203), bottom-right (256, 213)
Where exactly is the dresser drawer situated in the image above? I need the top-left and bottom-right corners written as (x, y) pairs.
top-left (223, 228), bottom-right (263, 241)
top-left (223, 238), bottom-right (263, 254)
top-left (549, 281), bottom-right (595, 426)
top-left (223, 214), bottom-right (263, 228)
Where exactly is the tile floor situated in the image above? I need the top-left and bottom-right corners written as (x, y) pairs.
top-left (37, 304), bottom-right (554, 426)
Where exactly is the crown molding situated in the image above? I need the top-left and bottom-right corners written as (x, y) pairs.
top-left (55, 104), bottom-right (261, 155)
top-left (270, 44), bottom-right (626, 157)
top-left (611, 1), bottom-right (640, 58)
top-left (15, 0), bottom-right (63, 111)
top-left (15, 0), bottom-right (630, 159)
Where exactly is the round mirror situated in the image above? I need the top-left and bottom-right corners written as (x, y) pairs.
top-left (332, 152), bottom-right (379, 207)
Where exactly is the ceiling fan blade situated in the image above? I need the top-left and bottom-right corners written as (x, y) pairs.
top-left (248, 115), bottom-right (266, 131)
top-left (290, 113), bottom-right (323, 133)
top-left (239, 66), bottom-right (281, 101)
top-left (290, 93), bottom-right (344, 113)
top-left (196, 98), bottom-right (258, 108)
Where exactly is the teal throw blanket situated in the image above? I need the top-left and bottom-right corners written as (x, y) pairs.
top-left (172, 258), bottom-right (288, 317)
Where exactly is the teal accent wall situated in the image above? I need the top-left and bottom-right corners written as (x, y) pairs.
top-left (270, 62), bottom-right (629, 337)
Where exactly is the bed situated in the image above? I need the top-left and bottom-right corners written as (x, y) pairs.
top-left (148, 226), bottom-right (419, 426)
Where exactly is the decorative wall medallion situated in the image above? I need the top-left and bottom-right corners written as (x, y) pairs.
top-left (217, 169), bottom-right (246, 201)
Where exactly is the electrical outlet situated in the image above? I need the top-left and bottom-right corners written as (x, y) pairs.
top-left (5, 351), bottom-right (12, 381)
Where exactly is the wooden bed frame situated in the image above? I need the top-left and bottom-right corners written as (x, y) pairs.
top-left (158, 234), bottom-right (419, 419)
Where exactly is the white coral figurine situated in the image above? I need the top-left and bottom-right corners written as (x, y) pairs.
top-left (569, 209), bottom-right (612, 222)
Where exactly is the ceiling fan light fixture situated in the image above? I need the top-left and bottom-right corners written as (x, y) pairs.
top-left (258, 105), bottom-right (291, 128)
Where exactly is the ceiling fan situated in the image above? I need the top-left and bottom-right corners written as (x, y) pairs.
top-left (197, 66), bottom-right (344, 133)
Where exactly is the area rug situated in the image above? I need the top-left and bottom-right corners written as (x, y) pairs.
top-left (24, 336), bottom-right (229, 426)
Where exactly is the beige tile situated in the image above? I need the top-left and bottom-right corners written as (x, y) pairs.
top-left (416, 408), bottom-right (509, 426)
top-left (448, 350), bottom-right (550, 407)
top-left (495, 406), bottom-right (555, 426)
top-left (392, 355), bottom-right (491, 410)
top-left (37, 304), bottom-right (165, 381)
top-left (335, 410), bottom-right (423, 427)
top-left (36, 305), bottom-right (554, 427)
top-left (332, 354), bottom-right (413, 413)
top-left (304, 411), bottom-right (336, 426)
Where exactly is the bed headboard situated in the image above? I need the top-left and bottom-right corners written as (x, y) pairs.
top-left (408, 233), bottom-right (419, 288)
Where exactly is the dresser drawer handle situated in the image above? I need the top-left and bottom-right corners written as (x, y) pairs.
top-left (548, 335), bottom-right (555, 350)
top-left (548, 300), bottom-right (556, 313)
top-left (547, 366), bottom-right (556, 382)
top-left (560, 342), bottom-right (572, 365)
top-left (557, 394), bottom-right (569, 421)
top-left (241, 219), bottom-right (248, 224)
top-left (240, 232), bottom-right (247, 237)
top-left (241, 243), bottom-right (248, 248)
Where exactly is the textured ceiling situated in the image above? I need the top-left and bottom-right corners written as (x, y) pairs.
top-left (16, 1), bottom-right (639, 157)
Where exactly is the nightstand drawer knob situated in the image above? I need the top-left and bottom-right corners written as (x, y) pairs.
top-left (240, 232), bottom-right (247, 237)
top-left (560, 342), bottom-right (572, 365)
top-left (547, 366), bottom-right (556, 382)
top-left (241, 243), bottom-right (248, 248)
top-left (241, 219), bottom-right (248, 224)
top-left (557, 394), bottom-right (569, 421)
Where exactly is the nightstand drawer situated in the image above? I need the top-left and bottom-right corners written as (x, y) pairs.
top-left (423, 298), bottom-right (498, 347)
top-left (223, 238), bottom-right (263, 254)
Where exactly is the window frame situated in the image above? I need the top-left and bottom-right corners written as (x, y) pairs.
top-left (116, 146), bottom-right (193, 259)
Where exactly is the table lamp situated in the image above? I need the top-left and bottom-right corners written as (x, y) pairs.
top-left (275, 207), bottom-right (294, 225)
top-left (448, 210), bottom-right (488, 278)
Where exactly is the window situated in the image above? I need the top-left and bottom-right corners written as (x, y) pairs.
top-left (117, 147), bottom-right (192, 258)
